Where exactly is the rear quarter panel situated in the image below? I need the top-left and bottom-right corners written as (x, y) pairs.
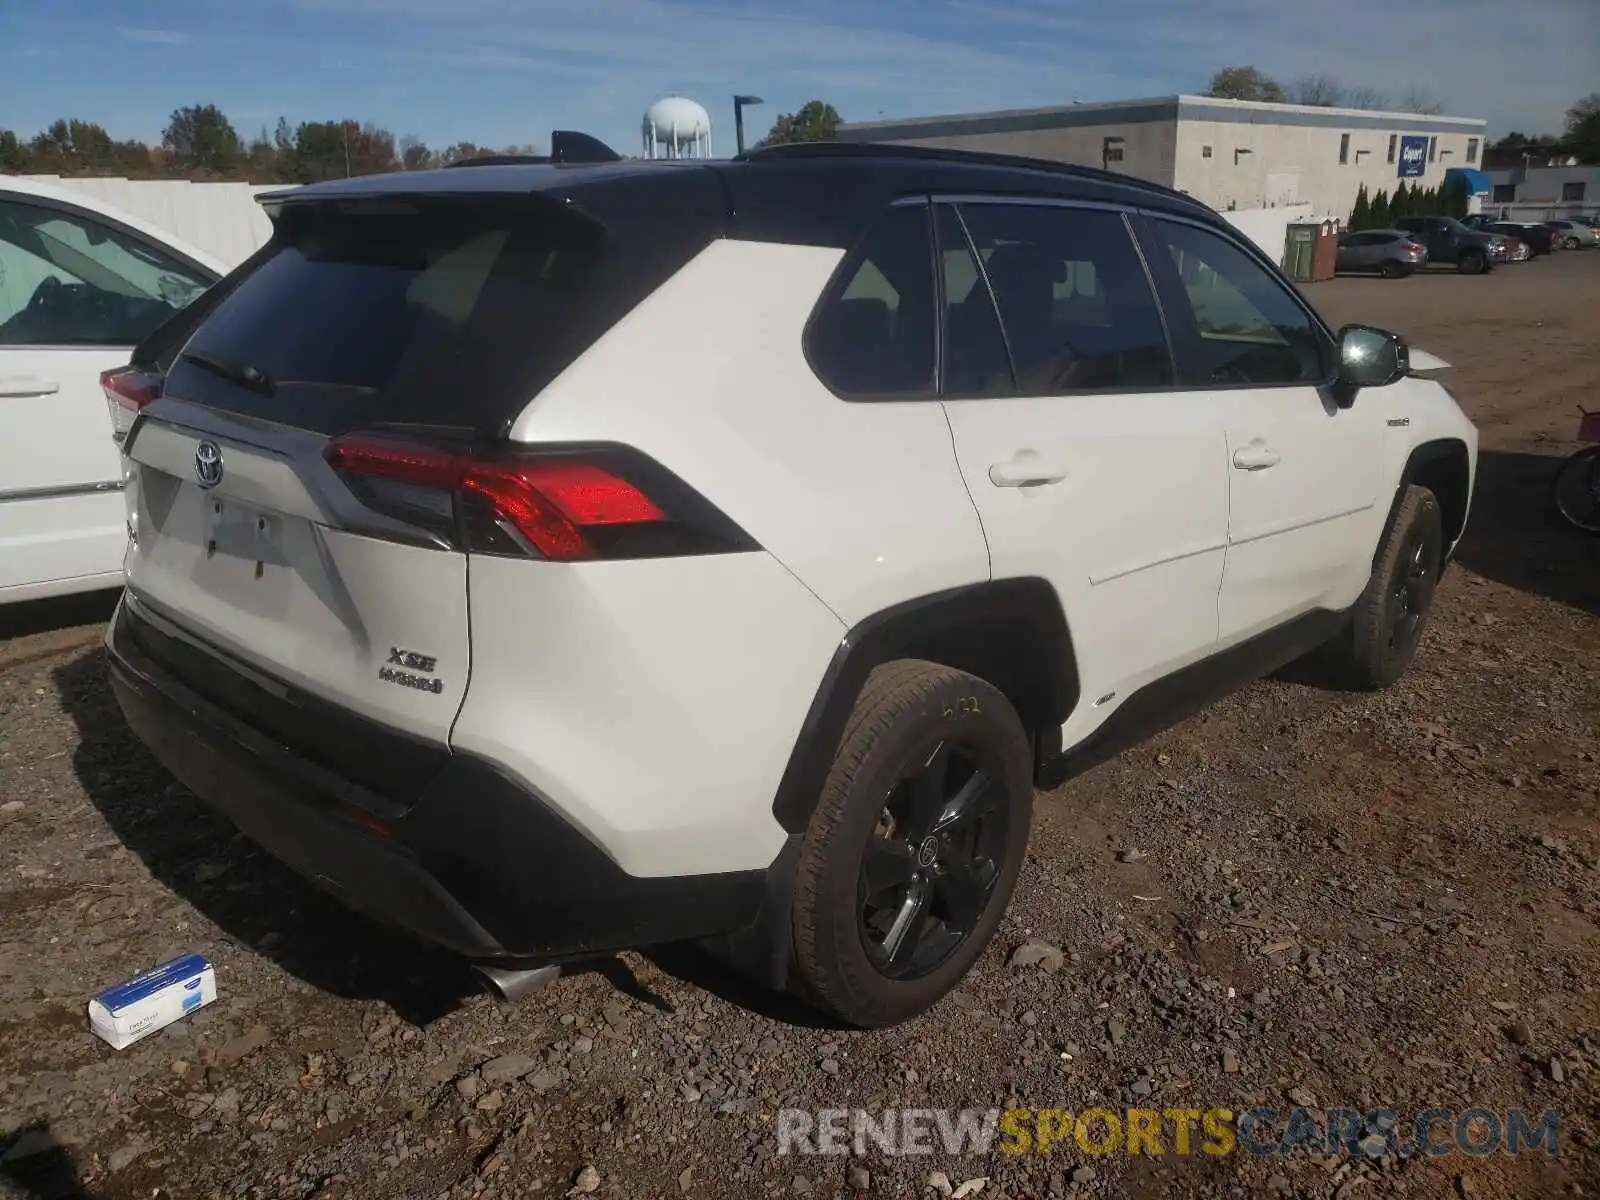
top-left (505, 238), bottom-right (992, 627)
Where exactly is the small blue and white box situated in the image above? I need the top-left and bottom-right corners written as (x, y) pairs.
top-left (88, 955), bottom-right (217, 1049)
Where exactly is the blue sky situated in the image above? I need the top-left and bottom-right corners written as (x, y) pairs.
top-left (3, 0), bottom-right (1594, 154)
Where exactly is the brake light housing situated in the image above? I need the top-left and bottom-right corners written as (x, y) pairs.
top-left (101, 366), bottom-right (163, 446)
top-left (324, 436), bottom-right (755, 562)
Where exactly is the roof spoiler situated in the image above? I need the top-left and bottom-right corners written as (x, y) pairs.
top-left (443, 130), bottom-right (624, 168)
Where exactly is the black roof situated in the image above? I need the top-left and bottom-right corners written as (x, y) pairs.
top-left (738, 141), bottom-right (1210, 213)
top-left (259, 138), bottom-right (1224, 249)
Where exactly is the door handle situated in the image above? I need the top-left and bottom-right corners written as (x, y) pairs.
top-left (1232, 442), bottom-right (1281, 471)
top-left (0, 378), bottom-right (60, 398)
top-left (989, 452), bottom-right (1068, 488)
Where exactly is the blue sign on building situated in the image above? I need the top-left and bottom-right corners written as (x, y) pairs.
top-left (1398, 136), bottom-right (1428, 178)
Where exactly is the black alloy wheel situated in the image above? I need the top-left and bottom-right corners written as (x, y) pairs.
top-left (788, 659), bottom-right (1033, 1028)
top-left (857, 738), bottom-right (1007, 980)
top-left (1386, 529), bottom-right (1435, 656)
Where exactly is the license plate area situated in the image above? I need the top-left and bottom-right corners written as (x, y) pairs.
top-left (202, 494), bottom-right (286, 566)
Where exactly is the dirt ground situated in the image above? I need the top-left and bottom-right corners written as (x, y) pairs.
top-left (2, 251), bottom-right (1597, 1200)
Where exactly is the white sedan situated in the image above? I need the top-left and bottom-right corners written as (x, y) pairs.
top-left (0, 176), bottom-right (225, 604)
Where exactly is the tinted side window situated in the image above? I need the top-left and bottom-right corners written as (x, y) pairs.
top-left (807, 204), bottom-right (935, 399)
top-left (955, 203), bottom-right (1172, 394)
top-left (1147, 219), bottom-right (1328, 387)
top-left (936, 205), bottom-right (1012, 396)
top-left (0, 199), bottom-right (213, 347)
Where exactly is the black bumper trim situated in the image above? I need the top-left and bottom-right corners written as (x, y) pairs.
top-left (107, 600), bottom-right (769, 962)
top-left (120, 589), bottom-right (448, 808)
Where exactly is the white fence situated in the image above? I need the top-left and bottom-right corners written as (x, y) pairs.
top-left (1222, 203), bottom-right (1316, 267)
top-left (22, 176), bottom-right (277, 268)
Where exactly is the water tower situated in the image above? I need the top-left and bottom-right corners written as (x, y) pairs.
top-left (642, 97), bottom-right (713, 159)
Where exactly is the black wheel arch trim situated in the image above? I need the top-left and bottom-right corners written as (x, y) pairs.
top-left (770, 577), bottom-right (1079, 834)
top-left (1376, 438), bottom-right (1473, 571)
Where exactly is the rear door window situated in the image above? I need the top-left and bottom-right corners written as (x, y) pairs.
top-left (163, 197), bottom-right (611, 436)
top-left (953, 202), bottom-right (1173, 394)
top-left (937, 205), bottom-right (1013, 396)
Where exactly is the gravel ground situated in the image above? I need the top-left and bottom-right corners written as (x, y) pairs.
top-left (2, 251), bottom-right (1598, 1200)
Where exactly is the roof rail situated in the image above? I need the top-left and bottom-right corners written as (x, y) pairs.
top-left (736, 140), bottom-right (1202, 207)
top-left (445, 130), bottom-right (623, 169)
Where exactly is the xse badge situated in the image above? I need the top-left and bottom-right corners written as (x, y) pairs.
top-left (379, 647), bottom-right (444, 695)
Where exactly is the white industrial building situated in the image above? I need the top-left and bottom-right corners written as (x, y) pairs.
top-left (1484, 163), bottom-right (1599, 220)
top-left (840, 95), bottom-right (1489, 223)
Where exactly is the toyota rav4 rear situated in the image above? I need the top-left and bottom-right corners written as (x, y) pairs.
top-left (107, 165), bottom-right (847, 969)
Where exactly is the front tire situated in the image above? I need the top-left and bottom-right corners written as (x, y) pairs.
top-left (1551, 446), bottom-right (1600, 533)
top-left (1329, 486), bottom-right (1444, 689)
top-left (1458, 251), bottom-right (1487, 275)
top-left (789, 660), bottom-right (1032, 1027)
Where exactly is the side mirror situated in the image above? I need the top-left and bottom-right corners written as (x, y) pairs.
top-left (1333, 324), bottom-right (1408, 407)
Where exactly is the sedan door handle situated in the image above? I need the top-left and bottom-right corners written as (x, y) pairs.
top-left (1232, 442), bottom-right (1281, 471)
top-left (0, 377), bottom-right (60, 398)
top-left (989, 452), bottom-right (1068, 488)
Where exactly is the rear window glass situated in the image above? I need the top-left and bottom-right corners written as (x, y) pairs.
top-left (164, 198), bottom-right (611, 436)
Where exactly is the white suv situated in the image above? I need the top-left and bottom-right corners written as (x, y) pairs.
top-left (105, 143), bottom-right (1477, 1028)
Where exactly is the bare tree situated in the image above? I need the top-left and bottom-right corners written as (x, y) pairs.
top-left (1398, 85), bottom-right (1445, 115)
top-left (1344, 86), bottom-right (1389, 111)
top-left (1288, 75), bottom-right (1344, 107)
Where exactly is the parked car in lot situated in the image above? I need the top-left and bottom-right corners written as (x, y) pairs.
top-left (0, 176), bottom-right (224, 604)
top-left (1394, 215), bottom-right (1508, 273)
top-left (105, 142), bottom-right (1478, 1027)
top-left (1546, 219), bottom-right (1599, 249)
top-left (1335, 229), bottom-right (1428, 277)
top-left (1477, 221), bottom-right (1559, 257)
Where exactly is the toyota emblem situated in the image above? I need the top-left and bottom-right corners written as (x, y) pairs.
top-left (194, 440), bottom-right (224, 489)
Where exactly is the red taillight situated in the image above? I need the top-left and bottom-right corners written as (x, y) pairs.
top-left (324, 438), bottom-right (462, 489)
top-left (461, 461), bottom-right (666, 561)
top-left (490, 462), bottom-right (665, 527)
top-left (101, 366), bottom-right (162, 444)
top-left (324, 435), bottom-right (683, 562)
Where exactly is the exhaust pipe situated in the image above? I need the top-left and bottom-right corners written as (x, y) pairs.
top-left (473, 963), bottom-right (561, 1003)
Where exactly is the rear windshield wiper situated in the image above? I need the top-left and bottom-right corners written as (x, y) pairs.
top-left (181, 350), bottom-right (276, 396)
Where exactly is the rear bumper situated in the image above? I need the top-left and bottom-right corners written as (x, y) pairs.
top-left (106, 596), bottom-right (769, 962)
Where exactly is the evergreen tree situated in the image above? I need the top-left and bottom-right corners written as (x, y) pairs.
top-left (1392, 182), bottom-right (1411, 218)
top-left (1369, 188), bottom-right (1391, 228)
top-left (1349, 184), bottom-right (1371, 230)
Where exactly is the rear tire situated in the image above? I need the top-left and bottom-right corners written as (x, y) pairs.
top-left (789, 660), bottom-right (1032, 1028)
top-left (1566, 237), bottom-right (1581, 250)
top-left (1380, 260), bottom-right (1405, 279)
top-left (1325, 486), bottom-right (1444, 690)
